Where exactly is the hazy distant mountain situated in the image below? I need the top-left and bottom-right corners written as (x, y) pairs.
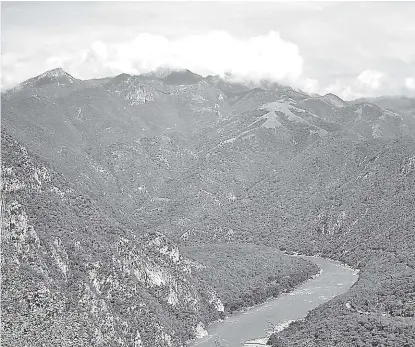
top-left (352, 95), bottom-right (415, 113)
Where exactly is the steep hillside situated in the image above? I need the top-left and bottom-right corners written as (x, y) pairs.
top-left (265, 137), bottom-right (415, 347)
top-left (1, 132), bottom-right (227, 347)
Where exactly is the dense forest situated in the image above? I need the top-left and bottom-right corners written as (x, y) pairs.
top-left (2, 67), bottom-right (415, 346)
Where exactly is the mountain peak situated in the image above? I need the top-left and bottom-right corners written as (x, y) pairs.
top-left (139, 67), bottom-right (175, 79)
top-left (163, 69), bottom-right (203, 85)
top-left (38, 67), bottom-right (72, 79)
top-left (110, 73), bottom-right (134, 84)
top-left (139, 68), bottom-right (203, 85)
top-left (319, 93), bottom-right (347, 108)
top-left (19, 67), bottom-right (77, 88)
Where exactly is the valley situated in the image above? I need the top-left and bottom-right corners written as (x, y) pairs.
top-left (1, 67), bottom-right (414, 347)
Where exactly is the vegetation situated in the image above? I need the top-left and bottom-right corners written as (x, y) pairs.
top-left (2, 68), bottom-right (415, 346)
top-left (182, 243), bottom-right (318, 313)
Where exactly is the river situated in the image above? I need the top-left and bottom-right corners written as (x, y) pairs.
top-left (190, 256), bottom-right (359, 347)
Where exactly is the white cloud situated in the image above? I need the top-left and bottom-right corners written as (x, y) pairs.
top-left (322, 70), bottom-right (388, 100)
top-left (405, 77), bottom-right (415, 90)
top-left (300, 78), bottom-right (320, 94)
top-left (324, 81), bottom-right (357, 100)
top-left (1, 30), bottom-right (304, 89)
top-left (357, 69), bottom-right (383, 89)
top-left (84, 30), bottom-right (304, 84)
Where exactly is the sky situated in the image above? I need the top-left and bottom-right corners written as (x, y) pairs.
top-left (1, 1), bottom-right (415, 99)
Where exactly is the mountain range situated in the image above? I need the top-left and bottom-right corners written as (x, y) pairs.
top-left (2, 67), bottom-right (414, 347)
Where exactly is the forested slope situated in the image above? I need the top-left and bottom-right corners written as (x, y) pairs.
top-left (1, 131), bottom-right (227, 346)
top-left (1, 128), bottom-right (316, 346)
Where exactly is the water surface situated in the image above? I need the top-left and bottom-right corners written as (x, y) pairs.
top-left (191, 256), bottom-right (358, 347)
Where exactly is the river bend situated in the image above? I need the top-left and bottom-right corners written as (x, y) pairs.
top-left (191, 256), bottom-right (358, 347)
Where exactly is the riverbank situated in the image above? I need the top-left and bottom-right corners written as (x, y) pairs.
top-left (182, 243), bottom-right (320, 314)
top-left (189, 256), bottom-right (358, 347)
top-left (268, 253), bottom-right (415, 347)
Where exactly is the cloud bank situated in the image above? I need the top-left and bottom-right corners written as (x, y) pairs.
top-left (357, 70), bottom-right (383, 90)
top-left (47, 30), bottom-right (303, 85)
top-left (301, 69), bottom-right (415, 100)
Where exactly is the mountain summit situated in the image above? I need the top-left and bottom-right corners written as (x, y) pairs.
top-left (140, 68), bottom-right (204, 85)
top-left (318, 93), bottom-right (347, 108)
top-left (23, 67), bottom-right (77, 87)
top-left (2, 68), bottom-right (83, 101)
